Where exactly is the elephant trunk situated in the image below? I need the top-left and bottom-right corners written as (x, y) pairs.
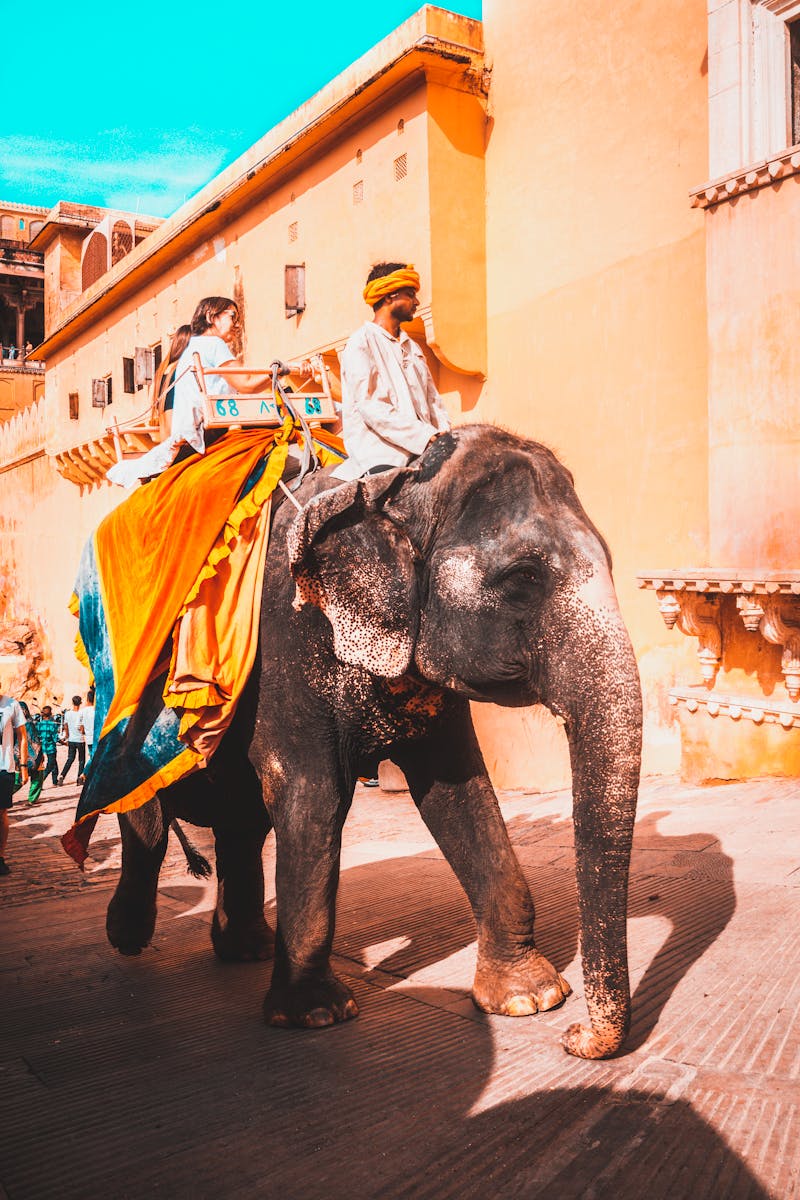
top-left (546, 565), bottom-right (643, 1059)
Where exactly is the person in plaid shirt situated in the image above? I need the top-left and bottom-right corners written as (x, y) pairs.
top-left (36, 706), bottom-right (60, 789)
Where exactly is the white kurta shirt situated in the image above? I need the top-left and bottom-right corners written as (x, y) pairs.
top-left (336, 322), bottom-right (450, 479)
top-left (0, 696), bottom-right (25, 773)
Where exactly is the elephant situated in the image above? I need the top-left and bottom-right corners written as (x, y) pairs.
top-left (106, 424), bottom-right (642, 1060)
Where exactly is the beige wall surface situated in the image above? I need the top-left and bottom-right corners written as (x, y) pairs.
top-left (476, 0), bottom-right (710, 784)
top-left (0, 369), bottom-right (44, 420)
top-left (706, 182), bottom-right (800, 568)
top-left (0, 451), bottom-right (119, 701)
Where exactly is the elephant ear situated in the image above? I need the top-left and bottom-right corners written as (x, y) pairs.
top-left (287, 468), bottom-right (420, 677)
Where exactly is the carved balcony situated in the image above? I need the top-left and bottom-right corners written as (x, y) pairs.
top-left (637, 570), bottom-right (800, 728)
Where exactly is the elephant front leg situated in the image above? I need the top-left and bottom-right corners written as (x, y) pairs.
top-left (396, 711), bottom-right (571, 1017)
top-left (263, 783), bottom-right (358, 1029)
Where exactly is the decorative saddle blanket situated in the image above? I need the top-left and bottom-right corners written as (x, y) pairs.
top-left (62, 423), bottom-right (344, 866)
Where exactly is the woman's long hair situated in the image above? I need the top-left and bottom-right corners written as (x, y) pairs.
top-left (151, 324), bottom-right (192, 425)
top-left (189, 296), bottom-right (238, 335)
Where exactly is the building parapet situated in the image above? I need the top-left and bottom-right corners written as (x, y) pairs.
top-left (0, 399), bottom-right (47, 472)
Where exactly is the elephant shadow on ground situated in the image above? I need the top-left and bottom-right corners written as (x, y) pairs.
top-left (324, 803), bottom-right (735, 1057)
top-left (56, 953), bottom-right (766, 1199)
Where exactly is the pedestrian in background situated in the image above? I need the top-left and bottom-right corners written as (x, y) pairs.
top-left (76, 688), bottom-right (95, 785)
top-left (0, 689), bottom-right (28, 876)
top-left (36, 705), bottom-right (60, 789)
top-left (18, 701), bottom-right (45, 805)
top-left (58, 696), bottom-right (85, 785)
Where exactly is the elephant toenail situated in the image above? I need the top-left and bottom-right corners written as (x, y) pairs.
top-left (305, 1008), bottom-right (335, 1028)
top-left (505, 995), bottom-right (538, 1016)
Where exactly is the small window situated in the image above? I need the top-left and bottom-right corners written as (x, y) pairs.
top-left (791, 20), bottom-right (800, 145)
top-left (397, 119), bottom-right (405, 135)
top-left (356, 148), bottom-right (363, 163)
top-left (68, 392), bottom-right (79, 420)
top-left (285, 264), bottom-right (306, 317)
top-left (288, 221), bottom-right (298, 243)
top-left (353, 180), bottom-right (364, 204)
top-left (19, 218), bottom-right (24, 231)
top-left (394, 153), bottom-right (408, 181)
top-left (123, 357), bottom-right (135, 394)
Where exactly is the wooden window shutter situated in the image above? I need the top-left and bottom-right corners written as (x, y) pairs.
top-left (134, 346), bottom-right (154, 387)
top-left (123, 357), bottom-right (135, 393)
top-left (92, 379), bottom-right (107, 407)
top-left (285, 264), bottom-right (306, 317)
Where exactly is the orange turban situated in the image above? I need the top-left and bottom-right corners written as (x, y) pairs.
top-left (362, 266), bottom-right (420, 308)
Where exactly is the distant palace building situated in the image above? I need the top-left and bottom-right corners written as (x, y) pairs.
top-left (1, 2), bottom-right (798, 786)
top-left (0, 201), bottom-right (47, 420)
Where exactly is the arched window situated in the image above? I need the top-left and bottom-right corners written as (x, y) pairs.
top-left (111, 220), bottom-right (133, 265)
top-left (29, 220), bottom-right (44, 240)
top-left (0, 215), bottom-right (15, 239)
top-left (82, 232), bottom-right (108, 291)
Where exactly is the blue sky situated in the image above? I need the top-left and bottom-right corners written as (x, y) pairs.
top-left (1, 1), bottom-right (481, 219)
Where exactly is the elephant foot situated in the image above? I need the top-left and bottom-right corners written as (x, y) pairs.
top-left (472, 947), bottom-right (571, 1017)
top-left (561, 1021), bottom-right (624, 1060)
top-left (212, 911), bottom-right (275, 962)
top-left (263, 973), bottom-right (359, 1029)
top-left (106, 891), bottom-right (156, 957)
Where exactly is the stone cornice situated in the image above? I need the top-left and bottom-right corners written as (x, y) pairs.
top-left (690, 145), bottom-right (800, 210)
top-left (670, 687), bottom-right (800, 730)
top-left (638, 570), bottom-right (800, 595)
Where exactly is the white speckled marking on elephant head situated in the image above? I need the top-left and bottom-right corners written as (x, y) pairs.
top-left (436, 551), bottom-right (483, 609)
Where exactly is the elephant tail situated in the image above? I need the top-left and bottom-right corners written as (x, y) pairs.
top-left (170, 820), bottom-right (213, 879)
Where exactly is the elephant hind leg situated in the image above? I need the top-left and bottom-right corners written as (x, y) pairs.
top-left (107, 802), bottom-right (169, 955)
top-left (211, 771), bottom-right (275, 963)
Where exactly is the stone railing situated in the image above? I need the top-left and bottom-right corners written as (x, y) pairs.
top-left (0, 398), bottom-right (47, 470)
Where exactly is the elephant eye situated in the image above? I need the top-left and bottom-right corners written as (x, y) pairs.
top-left (495, 558), bottom-right (545, 591)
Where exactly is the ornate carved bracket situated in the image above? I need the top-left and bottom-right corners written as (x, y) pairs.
top-left (759, 599), bottom-right (800, 702)
top-left (662, 592), bottom-right (722, 687)
top-left (639, 570), bottom-right (800, 706)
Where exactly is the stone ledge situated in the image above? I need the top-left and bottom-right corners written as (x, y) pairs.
top-left (638, 570), bottom-right (800, 595)
top-left (690, 145), bottom-right (800, 210)
top-left (670, 687), bottom-right (800, 730)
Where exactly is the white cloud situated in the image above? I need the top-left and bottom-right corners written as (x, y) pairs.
top-left (0, 131), bottom-right (233, 218)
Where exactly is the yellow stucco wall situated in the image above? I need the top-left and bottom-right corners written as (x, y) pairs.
top-left (473, 0), bottom-right (710, 786)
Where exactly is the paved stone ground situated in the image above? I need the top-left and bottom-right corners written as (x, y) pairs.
top-left (1, 773), bottom-right (798, 1199)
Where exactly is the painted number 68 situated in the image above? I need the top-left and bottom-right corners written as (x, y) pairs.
top-left (215, 399), bottom-right (240, 417)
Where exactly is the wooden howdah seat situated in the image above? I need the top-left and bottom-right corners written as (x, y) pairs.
top-left (107, 353), bottom-right (341, 464)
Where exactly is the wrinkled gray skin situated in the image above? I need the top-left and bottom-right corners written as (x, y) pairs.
top-left (107, 425), bottom-right (642, 1059)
